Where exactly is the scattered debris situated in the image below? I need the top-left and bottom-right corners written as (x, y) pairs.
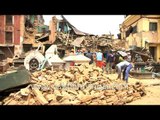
top-left (2, 64), bottom-right (146, 105)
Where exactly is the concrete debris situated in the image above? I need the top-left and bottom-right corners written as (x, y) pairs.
top-left (56, 32), bottom-right (125, 51)
top-left (2, 64), bottom-right (146, 105)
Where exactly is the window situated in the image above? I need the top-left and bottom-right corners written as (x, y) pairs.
top-left (132, 26), bottom-right (137, 33)
top-left (5, 32), bottom-right (12, 44)
top-left (126, 30), bottom-right (130, 37)
top-left (149, 22), bottom-right (157, 31)
top-left (6, 15), bottom-right (13, 25)
top-left (126, 26), bottom-right (133, 37)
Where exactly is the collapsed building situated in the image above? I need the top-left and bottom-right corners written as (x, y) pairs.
top-left (48, 15), bottom-right (126, 55)
top-left (23, 15), bottom-right (49, 53)
top-left (48, 15), bottom-right (93, 57)
top-left (119, 15), bottom-right (160, 62)
top-left (118, 15), bottom-right (160, 78)
top-left (0, 15), bottom-right (134, 73)
top-left (0, 15), bottom-right (125, 60)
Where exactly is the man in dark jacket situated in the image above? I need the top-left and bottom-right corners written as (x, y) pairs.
top-left (86, 50), bottom-right (93, 64)
top-left (106, 50), bottom-right (115, 73)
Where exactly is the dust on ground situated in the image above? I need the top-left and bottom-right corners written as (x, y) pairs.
top-left (107, 74), bottom-right (160, 105)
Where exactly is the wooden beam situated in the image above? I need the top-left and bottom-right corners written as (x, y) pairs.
top-left (32, 88), bottom-right (48, 105)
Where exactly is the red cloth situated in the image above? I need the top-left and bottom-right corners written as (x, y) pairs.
top-left (70, 62), bottom-right (75, 66)
top-left (102, 61), bottom-right (106, 67)
top-left (96, 61), bottom-right (103, 68)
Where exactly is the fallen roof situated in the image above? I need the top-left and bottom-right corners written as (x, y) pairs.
top-left (61, 15), bottom-right (93, 36)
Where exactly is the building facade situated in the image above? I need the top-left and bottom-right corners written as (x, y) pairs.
top-left (0, 15), bottom-right (24, 58)
top-left (120, 15), bottom-right (160, 61)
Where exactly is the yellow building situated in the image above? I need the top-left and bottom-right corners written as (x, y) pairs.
top-left (120, 15), bottom-right (160, 62)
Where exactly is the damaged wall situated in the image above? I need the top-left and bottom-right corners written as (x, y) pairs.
top-left (23, 15), bottom-right (47, 50)
top-left (121, 15), bottom-right (160, 61)
top-left (121, 16), bottom-right (160, 47)
top-left (49, 16), bottom-right (57, 44)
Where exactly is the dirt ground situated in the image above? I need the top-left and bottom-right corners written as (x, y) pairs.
top-left (107, 74), bottom-right (160, 105)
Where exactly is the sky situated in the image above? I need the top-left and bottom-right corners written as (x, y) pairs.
top-left (43, 15), bottom-right (125, 38)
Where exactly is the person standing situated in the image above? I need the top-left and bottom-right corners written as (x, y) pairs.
top-left (92, 52), bottom-right (97, 66)
top-left (69, 49), bottom-right (75, 56)
top-left (76, 49), bottom-right (81, 55)
top-left (85, 50), bottom-right (93, 64)
top-left (96, 50), bottom-right (103, 68)
top-left (106, 50), bottom-right (115, 73)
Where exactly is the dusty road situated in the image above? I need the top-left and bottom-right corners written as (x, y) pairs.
top-left (107, 74), bottom-right (160, 105)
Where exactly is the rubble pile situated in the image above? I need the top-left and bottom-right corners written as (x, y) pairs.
top-left (56, 32), bottom-right (125, 51)
top-left (56, 32), bottom-right (72, 46)
top-left (83, 36), bottom-right (97, 47)
top-left (56, 32), bottom-right (94, 47)
top-left (112, 39), bottom-right (126, 50)
top-left (2, 64), bottom-right (146, 105)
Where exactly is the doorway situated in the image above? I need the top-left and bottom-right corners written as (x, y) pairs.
top-left (149, 46), bottom-right (157, 61)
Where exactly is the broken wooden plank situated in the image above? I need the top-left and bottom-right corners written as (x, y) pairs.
top-left (32, 88), bottom-right (48, 105)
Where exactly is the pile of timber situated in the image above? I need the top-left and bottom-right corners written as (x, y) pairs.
top-left (2, 64), bottom-right (146, 105)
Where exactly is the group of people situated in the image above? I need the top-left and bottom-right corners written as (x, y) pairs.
top-left (94, 49), bottom-right (133, 83)
top-left (105, 50), bottom-right (133, 83)
top-left (75, 49), bottom-right (103, 67)
top-left (70, 48), bottom-right (133, 83)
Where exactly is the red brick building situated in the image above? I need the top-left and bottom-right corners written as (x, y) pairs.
top-left (0, 15), bottom-right (24, 59)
